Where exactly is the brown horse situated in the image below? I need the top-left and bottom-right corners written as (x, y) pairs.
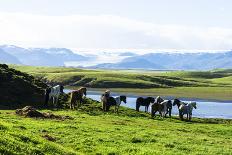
top-left (70, 87), bottom-right (87, 109)
top-left (151, 96), bottom-right (165, 117)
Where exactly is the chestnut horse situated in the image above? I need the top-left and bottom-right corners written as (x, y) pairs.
top-left (150, 96), bottom-right (164, 117)
top-left (70, 87), bottom-right (87, 109)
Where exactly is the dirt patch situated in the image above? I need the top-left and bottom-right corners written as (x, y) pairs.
top-left (16, 106), bottom-right (72, 120)
top-left (42, 134), bottom-right (56, 142)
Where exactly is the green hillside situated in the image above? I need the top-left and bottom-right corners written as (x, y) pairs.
top-left (0, 64), bottom-right (47, 109)
top-left (0, 99), bottom-right (232, 155)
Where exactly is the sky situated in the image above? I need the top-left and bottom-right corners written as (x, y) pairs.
top-left (0, 0), bottom-right (232, 54)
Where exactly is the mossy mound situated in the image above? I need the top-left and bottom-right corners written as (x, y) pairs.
top-left (0, 64), bottom-right (47, 109)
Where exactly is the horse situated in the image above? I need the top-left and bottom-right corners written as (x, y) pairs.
top-left (136, 97), bottom-right (155, 112)
top-left (106, 96), bottom-right (127, 113)
top-left (179, 102), bottom-right (197, 121)
top-left (173, 99), bottom-right (187, 108)
top-left (101, 90), bottom-right (111, 111)
top-left (159, 100), bottom-right (173, 117)
top-left (150, 96), bottom-right (164, 117)
top-left (70, 87), bottom-right (87, 109)
top-left (45, 85), bottom-right (64, 107)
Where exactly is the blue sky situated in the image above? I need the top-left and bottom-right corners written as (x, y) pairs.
top-left (0, 0), bottom-right (232, 53)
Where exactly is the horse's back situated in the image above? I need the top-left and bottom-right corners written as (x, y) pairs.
top-left (136, 97), bottom-right (144, 104)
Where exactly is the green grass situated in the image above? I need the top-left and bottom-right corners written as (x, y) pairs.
top-left (10, 65), bottom-right (232, 100)
top-left (0, 99), bottom-right (232, 155)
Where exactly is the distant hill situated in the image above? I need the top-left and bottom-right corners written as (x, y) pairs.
top-left (0, 64), bottom-right (47, 109)
top-left (92, 58), bottom-right (164, 69)
top-left (0, 49), bottom-right (21, 64)
top-left (0, 45), bottom-right (88, 66)
top-left (92, 51), bottom-right (232, 70)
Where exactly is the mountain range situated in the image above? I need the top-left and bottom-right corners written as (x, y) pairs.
top-left (0, 45), bottom-right (88, 66)
top-left (1, 45), bottom-right (232, 70)
top-left (91, 51), bottom-right (232, 70)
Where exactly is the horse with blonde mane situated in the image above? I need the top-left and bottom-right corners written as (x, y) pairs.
top-left (70, 87), bottom-right (87, 109)
top-left (173, 99), bottom-right (197, 121)
top-left (101, 90), bottom-right (111, 111)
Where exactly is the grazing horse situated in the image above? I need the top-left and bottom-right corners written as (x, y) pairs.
top-left (150, 96), bottom-right (164, 117)
top-left (45, 85), bottom-right (64, 107)
top-left (106, 96), bottom-right (127, 113)
top-left (70, 87), bottom-right (87, 109)
top-left (101, 90), bottom-right (111, 111)
top-left (136, 97), bottom-right (155, 112)
top-left (160, 100), bottom-right (173, 117)
top-left (179, 102), bottom-right (197, 121)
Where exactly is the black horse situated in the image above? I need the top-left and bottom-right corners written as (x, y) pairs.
top-left (106, 96), bottom-right (127, 113)
top-left (136, 97), bottom-right (155, 112)
top-left (164, 100), bottom-right (173, 117)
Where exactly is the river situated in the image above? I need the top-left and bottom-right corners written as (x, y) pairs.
top-left (64, 89), bottom-right (232, 119)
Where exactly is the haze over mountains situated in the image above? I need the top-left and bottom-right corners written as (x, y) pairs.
top-left (0, 45), bottom-right (88, 66)
top-left (1, 45), bottom-right (232, 70)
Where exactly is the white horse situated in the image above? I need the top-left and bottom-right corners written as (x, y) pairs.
top-left (179, 102), bottom-right (197, 121)
top-left (45, 85), bottom-right (64, 106)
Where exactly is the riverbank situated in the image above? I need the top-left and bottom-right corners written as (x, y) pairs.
top-left (0, 99), bottom-right (232, 154)
top-left (68, 87), bottom-right (232, 102)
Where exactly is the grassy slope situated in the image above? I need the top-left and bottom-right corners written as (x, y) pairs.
top-left (0, 99), bottom-right (232, 155)
top-left (10, 65), bottom-right (232, 100)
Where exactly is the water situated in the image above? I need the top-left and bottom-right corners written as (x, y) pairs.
top-left (64, 89), bottom-right (232, 119)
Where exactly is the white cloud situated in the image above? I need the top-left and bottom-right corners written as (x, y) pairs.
top-left (0, 12), bottom-right (232, 54)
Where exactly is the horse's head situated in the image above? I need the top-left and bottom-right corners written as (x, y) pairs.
top-left (148, 97), bottom-right (155, 103)
top-left (120, 96), bottom-right (127, 104)
top-left (80, 87), bottom-right (87, 96)
top-left (173, 99), bottom-right (180, 107)
top-left (191, 102), bottom-right (197, 109)
top-left (60, 85), bottom-right (64, 93)
top-left (155, 96), bottom-right (164, 104)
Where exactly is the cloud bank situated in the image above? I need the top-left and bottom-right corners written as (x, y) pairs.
top-left (0, 12), bottom-right (232, 54)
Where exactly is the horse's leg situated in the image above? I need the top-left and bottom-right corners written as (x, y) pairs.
top-left (136, 103), bottom-right (139, 111)
top-left (179, 111), bottom-right (183, 120)
top-left (52, 97), bottom-right (55, 107)
top-left (151, 106), bottom-right (154, 118)
top-left (55, 96), bottom-right (58, 108)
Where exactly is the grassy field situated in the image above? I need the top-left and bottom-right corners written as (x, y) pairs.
top-left (10, 65), bottom-right (232, 101)
top-left (1, 98), bottom-right (232, 155)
